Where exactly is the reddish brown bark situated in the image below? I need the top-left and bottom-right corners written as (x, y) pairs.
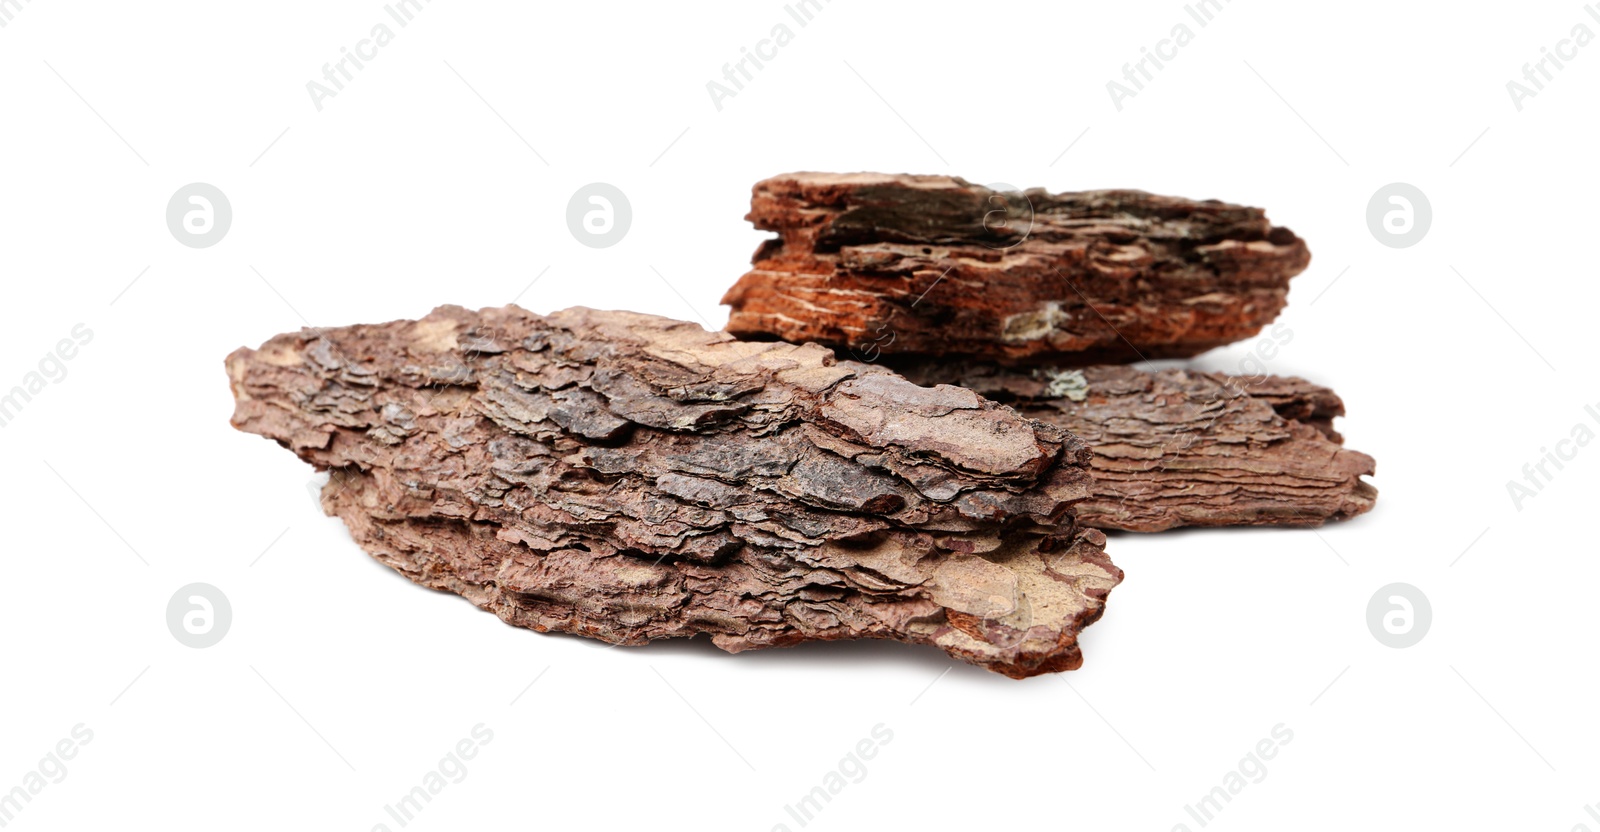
top-left (721, 172), bottom-right (1310, 365)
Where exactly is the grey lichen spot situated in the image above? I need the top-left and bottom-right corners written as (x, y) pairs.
top-left (1040, 368), bottom-right (1089, 402)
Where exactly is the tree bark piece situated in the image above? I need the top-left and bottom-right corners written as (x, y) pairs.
top-left (896, 363), bottom-right (1376, 533)
top-left (721, 172), bottom-right (1311, 365)
top-left (226, 305), bottom-right (1121, 678)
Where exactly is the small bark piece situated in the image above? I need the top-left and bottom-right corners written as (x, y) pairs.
top-left (226, 305), bottom-right (1121, 678)
top-left (721, 172), bottom-right (1311, 365)
top-left (897, 363), bottom-right (1376, 533)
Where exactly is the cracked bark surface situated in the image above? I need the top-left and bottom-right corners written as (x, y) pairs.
top-left (897, 363), bottom-right (1377, 533)
top-left (721, 172), bottom-right (1311, 365)
top-left (226, 305), bottom-right (1121, 678)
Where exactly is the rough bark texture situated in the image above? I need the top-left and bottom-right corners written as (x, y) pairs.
top-left (897, 363), bottom-right (1376, 533)
top-left (226, 305), bottom-right (1121, 678)
top-left (721, 172), bottom-right (1311, 365)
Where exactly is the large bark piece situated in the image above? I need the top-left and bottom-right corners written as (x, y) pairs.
top-left (226, 305), bottom-right (1121, 678)
top-left (897, 363), bottom-right (1376, 532)
top-left (721, 172), bottom-right (1311, 365)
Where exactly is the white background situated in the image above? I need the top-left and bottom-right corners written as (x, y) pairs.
top-left (2, 1), bottom-right (1596, 829)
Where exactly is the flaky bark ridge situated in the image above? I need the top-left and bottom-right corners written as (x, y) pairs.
top-left (899, 363), bottom-right (1376, 532)
top-left (227, 305), bottom-right (1121, 678)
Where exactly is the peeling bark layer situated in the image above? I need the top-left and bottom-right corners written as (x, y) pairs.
top-left (720, 172), bottom-right (1311, 364)
top-left (226, 305), bottom-right (1121, 678)
top-left (897, 363), bottom-right (1376, 533)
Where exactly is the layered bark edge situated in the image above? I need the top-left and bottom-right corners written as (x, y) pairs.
top-left (897, 362), bottom-right (1376, 532)
top-left (226, 305), bottom-right (1121, 678)
top-left (721, 172), bottom-right (1311, 365)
